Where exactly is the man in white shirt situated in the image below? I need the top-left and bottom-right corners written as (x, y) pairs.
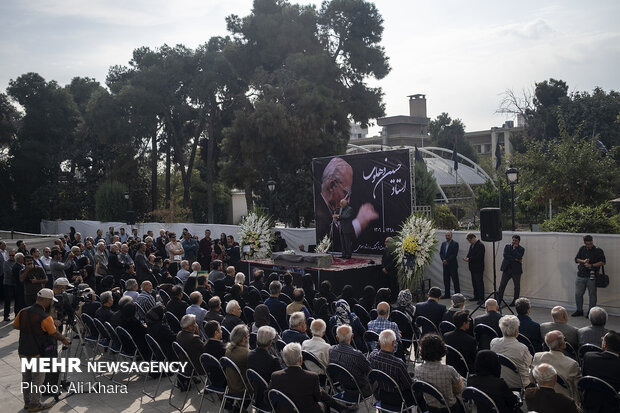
top-left (490, 315), bottom-right (532, 389)
top-left (301, 318), bottom-right (330, 373)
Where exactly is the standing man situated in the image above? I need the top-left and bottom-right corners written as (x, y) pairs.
top-left (225, 235), bottom-right (240, 269)
top-left (497, 234), bottom-right (524, 307)
top-left (19, 256), bottom-right (48, 306)
top-left (464, 232), bottom-right (485, 304)
top-left (381, 237), bottom-right (399, 301)
top-left (272, 231), bottom-right (288, 252)
top-left (198, 229), bottom-right (212, 271)
top-left (3, 249), bottom-right (17, 321)
top-left (572, 235), bottom-right (605, 317)
top-left (333, 199), bottom-right (354, 259)
top-left (182, 231), bottom-right (199, 263)
top-left (439, 231), bottom-right (459, 298)
top-left (13, 288), bottom-right (70, 411)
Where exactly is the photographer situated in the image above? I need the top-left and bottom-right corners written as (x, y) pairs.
top-left (573, 235), bottom-right (606, 317)
top-left (50, 249), bottom-right (74, 281)
top-left (14, 288), bottom-right (70, 411)
top-left (50, 277), bottom-right (74, 326)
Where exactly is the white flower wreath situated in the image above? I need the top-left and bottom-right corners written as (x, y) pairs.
top-left (239, 210), bottom-right (273, 259)
top-left (392, 214), bottom-right (438, 291)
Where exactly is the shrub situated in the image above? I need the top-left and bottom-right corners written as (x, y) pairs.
top-left (94, 181), bottom-right (128, 222)
top-left (434, 204), bottom-right (458, 230)
top-left (541, 203), bottom-right (619, 234)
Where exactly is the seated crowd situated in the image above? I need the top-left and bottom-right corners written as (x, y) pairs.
top-left (5, 227), bottom-right (619, 413)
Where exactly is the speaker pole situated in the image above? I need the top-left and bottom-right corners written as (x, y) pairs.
top-left (470, 240), bottom-right (513, 316)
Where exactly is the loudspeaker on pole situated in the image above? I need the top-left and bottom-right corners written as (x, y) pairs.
top-left (480, 208), bottom-right (502, 242)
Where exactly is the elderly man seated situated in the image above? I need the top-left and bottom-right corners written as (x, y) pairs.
top-left (582, 331), bottom-right (620, 413)
top-left (269, 343), bottom-right (325, 412)
top-left (490, 315), bottom-right (532, 389)
top-left (369, 329), bottom-right (415, 406)
top-left (540, 306), bottom-right (579, 350)
top-left (524, 364), bottom-right (579, 413)
top-left (282, 311), bottom-right (309, 344)
top-left (367, 301), bottom-right (400, 351)
top-left (532, 330), bottom-right (580, 399)
top-left (123, 278), bottom-right (139, 300)
top-left (176, 314), bottom-right (207, 376)
top-left (247, 326), bottom-right (281, 382)
top-left (186, 291), bottom-right (208, 332)
top-left (222, 299), bottom-right (244, 332)
top-left (302, 319), bottom-right (331, 373)
top-left (329, 324), bottom-right (372, 398)
top-left (135, 280), bottom-right (157, 312)
top-left (578, 306), bottom-right (609, 347)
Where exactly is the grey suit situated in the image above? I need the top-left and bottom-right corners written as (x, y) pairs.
top-left (540, 321), bottom-right (579, 350)
top-left (578, 325), bottom-right (608, 347)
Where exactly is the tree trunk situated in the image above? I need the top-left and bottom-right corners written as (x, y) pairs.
top-left (165, 138), bottom-right (171, 208)
top-left (151, 134), bottom-right (158, 212)
top-left (244, 181), bottom-right (253, 212)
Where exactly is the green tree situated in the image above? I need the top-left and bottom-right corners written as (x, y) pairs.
top-left (221, 0), bottom-right (390, 226)
top-left (433, 204), bottom-right (458, 230)
top-left (428, 112), bottom-right (477, 162)
top-left (541, 203), bottom-right (619, 234)
top-left (94, 181), bottom-right (129, 222)
top-left (414, 161), bottom-right (437, 209)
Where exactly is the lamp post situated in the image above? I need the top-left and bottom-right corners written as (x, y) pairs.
top-left (266, 179), bottom-right (276, 217)
top-left (505, 166), bottom-right (519, 231)
top-left (123, 192), bottom-right (130, 225)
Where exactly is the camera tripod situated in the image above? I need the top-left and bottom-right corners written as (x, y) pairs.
top-left (52, 315), bottom-right (91, 401)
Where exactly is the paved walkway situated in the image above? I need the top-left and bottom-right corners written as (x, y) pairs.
top-left (0, 299), bottom-right (617, 412)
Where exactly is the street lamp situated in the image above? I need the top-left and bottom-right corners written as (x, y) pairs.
top-left (505, 166), bottom-right (519, 231)
top-left (267, 180), bottom-right (276, 193)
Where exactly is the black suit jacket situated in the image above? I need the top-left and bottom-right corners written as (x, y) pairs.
top-left (524, 386), bottom-right (579, 413)
top-left (467, 240), bottom-right (485, 272)
top-left (444, 329), bottom-right (477, 374)
top-left (414, 299), bottom-right (447, 328)
top-left (337, 204), bottom-right (355, 235)
top-left (134, 251), bottom-right (150, 282)
top-left (500, 244), bottom-right (524, 274)
top-left (439, 240), bottom-right (459, 271)
top-left (166, 298), bottom-right (189, 322)
top-left (177, 330), bottom-right (207, 374)
top-left (582, 350), bottom-right (620, 413)
top-left (247, 347), bottom-right (281, 382)
top-left (517, 314), bottom-right (543, 352)
top-left (467, 374), bottom-right (519, 413)
top-left (269, 366), bottom-right (323, 413)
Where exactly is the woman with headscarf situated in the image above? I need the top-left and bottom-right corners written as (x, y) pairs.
top-left (467, 350), bottom-right (520, 413)
top-left (394, 289), bottom-right (416, 322)
top-left (119, 302), bottom-right (151, 360)
top-left (358, 285), bottom-right (376, 312)
top-left (338, 284), bottom-right (359, 309)
top-left (328, 299), bottom-right (366, 350)
top-left (145, 305), bottom-right (175, 361)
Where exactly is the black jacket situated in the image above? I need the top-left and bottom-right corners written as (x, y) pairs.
top-left (466, 240), bottom-right (485, 272)
top-left (247, 347), bottom-right (281, 382)
top-left (415, 299), bottom-right (447, 328)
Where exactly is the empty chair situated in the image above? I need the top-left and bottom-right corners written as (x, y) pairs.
top-left (198, 352), bottom-right (227, 412)
top-left (169, 342), bottom-right (199, 411)
top-left (462, 386), bottom-right (500, 413)
top-left (577, 375), bottom-right (620, 413)
top-left (220, 325), bottom-right (231, 342)
top-left (369, 369), bottom-right (417, 412)
top-left (279, 292), bottom-right (292, 305)
top-left (80, 313), bottom-right (101, 361)
top-left (497, 354), bottom-right (523, 393)
top-left (249, 332), bottom-right (257, 350)
top-left (363, 330), bottom-right (380, 352)
top-left (243, 306), bottom-right (255, 325)
top-left (353, 304), bottom-right (371, 327)
top-left (92, 317), bottom-right (111, 359)
top-left (142, 333), bottom-right (171, 399)
top-left (578, 343), bottom-right (603, 365)
top-left (517, 333), bottom-right (535, 357)
top-left (159, 289), bottom-right (170, 305)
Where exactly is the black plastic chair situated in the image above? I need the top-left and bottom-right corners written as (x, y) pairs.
top-left (279, 292), bottom-right (292, 304)
top-left (260, 289), bottom-right (270, 301)
top-left (445, 344), bottom-right (469, 378)
top-left (413, 380), bottom-right (453, 413)
top-left (219, 356), bottom-right (249, 412)
top-left (578, 343), bottom-right (603, 365)
top-left (243, 306), bottom-right (254, 325)
top-left (474, 323), bottom-right (498, 351)
top-left (439, 320), bottom-right (456, 336)
top-left (370, 308), bottom-right (378, 320)
top-left (268, 388), bottom-right (300, 413)
top-left (415, 315), bottom-right (439, 337)
top-left (92, 318), bottom-right (110, 357)
top-left (462, 386), bottom-right (500, 413)
top-left (143, 333), bottom-right (170, 399)
top-left (353, 304), bottom-right (371, 327)
top-left (246, 368), bottom-right (272, 413)
top-left (249, 332), bottom-right (257, 350)
top-left (159, 289), bottom-right (170, 305)
top-left (517, 333), bottom-right (535, 356)
top-left (363, 330), bottom-right (380, 353)
top-left (169, 342), bottom-right (198, 411)
top-left (497, 353), bottom-right (523, 393)
top-left (165, 311), bottom-right (181, 334)
top-left (199, 352), bottom-right (227, 412)
top-left (103, 321), bottom-right (122, 375)
top-left (116, 326), bottom-right (143, 384)
top-left (276, 339), bottom-right (287, 353)
top-left (369, 369), bottom-right (417, 412)
top-left (269, 313), bottom-right (283, 333)
top-left (80, 313), bottom-right (101, 361)
top-left (577, 375), bottom-right (620, 412)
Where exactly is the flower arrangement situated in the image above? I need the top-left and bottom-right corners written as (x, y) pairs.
top-left (282, 249), bottom-right (296, 255)
top-left (315, 234), bottom-right (332, 254)
top-left (392, 214), bottom-right (438, 291)
top-left (239, 209), bottom-right (273, 259)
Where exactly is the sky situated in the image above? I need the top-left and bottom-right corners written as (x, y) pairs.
top-left (1, 0), bottom-right (619, 133)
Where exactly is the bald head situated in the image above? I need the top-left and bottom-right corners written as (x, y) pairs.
top-left (189, 291), bottom-right (203, 305)
top-left (550, 306), bottom-right (568, 323)
top-left (377, 302), bottom-right (390, 318)
top-left (544, 330), bottom-right (565, 351)
top-left (532, 363), bottom-right (557, 388)
top-left (485, 299), bottom-right (498, 312)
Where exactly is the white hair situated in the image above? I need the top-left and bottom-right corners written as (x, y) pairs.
top-left (379, 329), bottom-right (397, 347)
top-left (589, 306), bottom-right (607, 326)
top-left (180, 314), bottom-right (196, 329)
top-left (181, 260), bottom-right (189, 268)
top-left (499, 315), bottom-right (520, 337)
top-left (544, 330), bottom-right (564, 351)
top-left (100, 291), bottom-right (113, 304)
top-left (533, 363), bottom-right (557, 383)
top-left (551, 306), bottom-right (567, 322)
top-left (191, 261), bottom-right (201, 271)
top-left (125, 278), bottom-right (138, 291)
top-left (226, 300), bottom-right (240, 314)
top-left (310, 319), bottom-right (326, 337)
top-left (256, 326), bottom-right (277, 347)
top-left (289, 311), bottom-right (305, 329)
top-left (336, 324), bottom-right (353, 343)
top-left (118, 295), bottom-right (133, 307)
top-left (235, 272), bottom-right (246, 284)
top-left (282, 342), bottom-right (302, 367)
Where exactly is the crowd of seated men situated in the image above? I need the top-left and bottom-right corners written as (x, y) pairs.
top-left (42, 228), bottom-right (619, 413)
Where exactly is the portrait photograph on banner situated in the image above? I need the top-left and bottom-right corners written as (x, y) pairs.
top-left (312, 149), bottom-right (413, 255)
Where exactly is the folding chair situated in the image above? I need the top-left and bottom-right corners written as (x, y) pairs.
top-left (473, 323), bottom-right (498, 351)
top-left (165, 311), bottom-right (182, 334)
top-left (279, 293), bottom-right (292, 304)
top-left (276, 339), bottom-right (287, 353)
top-left (268, 389), bottom-right (301, 413)
top-left (445, 344), bottom-right (469, 379)
top-left (159, 289), bottom-right (171, 305)
top-left (353, 304), bottom-right (371, 327)
top-left (369, 369), bottom-right (416, 412)
top-left (578, 343), bottom-right (602, 365)
top-left (169, 342), bottom-right (198, 412)
top-left (363, 330), bottom-right (380, 353)
top-left (245, 368), bottom-right (272, 413)
top-left (103, 322), bottom-right (122, 381)
top-left (269, 313), bottom-right (283, 333)
top-left (219, 357), bottom-right (249, 413)
top-left (243, 306), bottom-right (254, 325)
top-left (220, 325), bottom-right (231, 342)
top-left (439, 320), bottom-right (456, 336)
top-left (92, 318), bottom-right (110, 360)
top-left (80, 313), bottom-right (101, 362)
top-left (577, 375), bottom-right (620, 412)
top-left (412, 380), bottom-right (453, 413)
top-left (249, 332), bottom-right (257, 350)
top-left (302, 350), bottom-right (328, 386)
top-left (325, 363), bottom-right (373, 411)
top-left (116, 326), bottom-right (144, 384)
top-left (415, 316), bottom-right (439, 337)
top-left (390, 310), bottom-right (416, 360)
top-left (497, 354), bottom-right (524, 394)
top-left (135, 302), bottom-right (147, 322)
top-left (199, 353), bottom-right (227, 413)
top-left (370, 308), bottom-right (378, 321)
top-left (517, 333), bottom-right (535, 356)
top-left (142, 333), bottom-right (171, 399)
top-left (462, 386), bottom-right (500, 413)
top-left (260, 290), bottom-right (270, 301)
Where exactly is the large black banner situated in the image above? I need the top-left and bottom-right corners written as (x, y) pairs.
top-left (312, 149), bottom-right (412, 255)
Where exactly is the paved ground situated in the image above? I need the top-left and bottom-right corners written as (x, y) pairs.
top-left (0, 299), bottom-right (618, 412)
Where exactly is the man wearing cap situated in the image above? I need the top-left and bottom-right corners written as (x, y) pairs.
top-left (443, 293), bottom-right (466, 324)
top-left (13, 288), bottom-right (70, 411)
top-left (50, 277), bottom-right (73, 323)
